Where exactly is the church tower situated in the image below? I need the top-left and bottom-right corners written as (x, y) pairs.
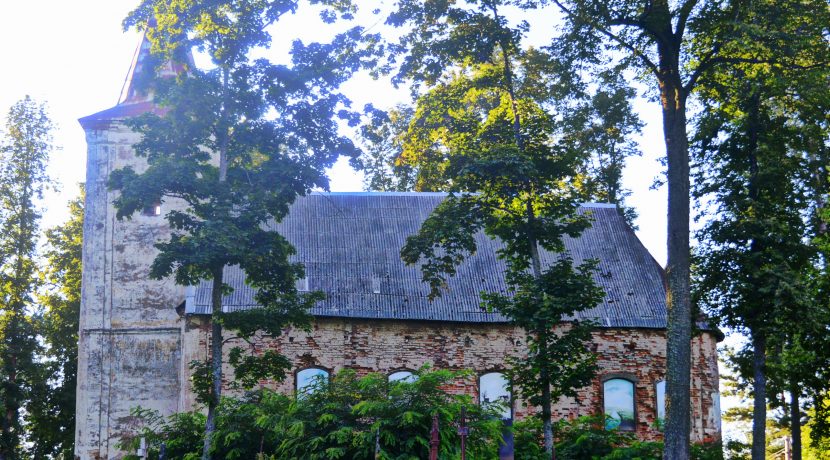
top-left (75, 32), bottom-right (193, 459)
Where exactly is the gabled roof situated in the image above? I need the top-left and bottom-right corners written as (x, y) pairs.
top-left (187, 192), bottom-right (674, 329)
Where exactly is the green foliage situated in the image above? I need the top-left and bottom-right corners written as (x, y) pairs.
top-left (119, 367), bottom-right (506, 459)
top-left (547, 0), bottom-right (830, 454)
top-left (484, 259), bottom-right (602, 407)
top-left (227, 348), bottom-right (292, 391)
top-left (386, 2), bottom-right (605, 455)
top-left (691, 16), bottom-right (830, 456)
top-left (512, 418), bottom-right (548, 460)
top-left (351, 105), bottom-right (418, 192)
top-left (26, 187), bottom-right (84, 458)
top-left (119, 407), bottom-right (206, 460)
top-left (517, 416), bottom-right (722, 460)
top-left (571, 70), bottom-right (643, 228)
top-left (804, 399), bottom-right (830, 459)
top-left (0, 96), bottom-right (53, 459)
top-left (690, 442), bottom-right (726, 460)
top-left (279, 367), bottom-right (504, 459)
top-left (554, 415), bottom-right (637, 459)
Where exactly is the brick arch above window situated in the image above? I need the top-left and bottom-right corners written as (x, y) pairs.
top-left (600, 372), bottom-right (639, 384)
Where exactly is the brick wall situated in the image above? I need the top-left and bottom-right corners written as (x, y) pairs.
top-left (185, 316), bottom-right (721, 443)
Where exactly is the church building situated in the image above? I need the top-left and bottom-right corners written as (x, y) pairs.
top-left (75, 32), bottom-right (722, 459)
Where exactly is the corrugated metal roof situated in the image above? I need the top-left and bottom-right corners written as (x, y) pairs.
top-left (188, 192), bottom-right (672, 328)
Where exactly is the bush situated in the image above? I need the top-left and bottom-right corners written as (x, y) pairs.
top-left (118, 408), bottom-right (204, 460)
top-left (119, 375), bottom-right (725, 459)
top-left (119, 366), bottom-right (506, 459)
top-left (513, 415), bottom-right (723, 460)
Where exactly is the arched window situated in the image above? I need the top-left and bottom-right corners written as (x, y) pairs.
top-left (604, 378), bottom-right (635, 431)
top-left (388, 370), bottom-right (416, 383)
top-left (655, 380), bottom-right (666, 430)
top-left (479, 372), bottom-right (511, 419)
top-left (296, 367), bottom-right (329, 394)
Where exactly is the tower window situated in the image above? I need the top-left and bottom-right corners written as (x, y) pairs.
top-left (142, 202), bottom-right (161, 216)
top-left (655, 380), bottom-right (666, 430)
top-left (388, 370), bottom-right (416, 383)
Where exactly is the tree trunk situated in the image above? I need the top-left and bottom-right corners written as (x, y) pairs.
top-left (751, 331), bottom-right (767, 460)
top-left (538, 332), bottom-right (555, 460)
top-left (203, 66), bottom-right (231, 460)
top-left (790, 380), bottom-right (802, 460)
top-left (494, 10), bottom-right (555, 455)
top-left (525, 200), bottom-right (555, 458)
top-left (660, 76), bottom-right (692, 460)
top-left (1, 350), bottom-right (17, 460)
top-left (202, 271), bottom-right (225, 460)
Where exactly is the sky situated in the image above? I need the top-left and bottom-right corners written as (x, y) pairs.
top-left (0, 0), bottom-right (670, 265)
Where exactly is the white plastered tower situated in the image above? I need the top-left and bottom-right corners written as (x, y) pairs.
top-left (75, 33), bottom-right (198, 459)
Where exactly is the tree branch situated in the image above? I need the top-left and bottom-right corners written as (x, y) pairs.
top-left (686, 53), bottom-right (830, 94)
top-left (549, 0), bottom-right (660, 76)
top-left (674, 0), bottom-right (700, 40)
top-left (684, 43), bottom-right (724, 93)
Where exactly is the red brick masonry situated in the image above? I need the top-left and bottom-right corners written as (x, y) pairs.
top-left (187, 317), bottom-right (721, 443)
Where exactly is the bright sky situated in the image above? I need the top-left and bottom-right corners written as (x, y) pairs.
top-left (0, 0), bottom-right (670, 265)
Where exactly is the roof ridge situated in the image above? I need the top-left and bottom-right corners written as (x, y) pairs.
top-left (309, 191), bottom-right (621, 209)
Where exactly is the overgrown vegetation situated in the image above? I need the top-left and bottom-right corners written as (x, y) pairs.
top-left (120, 402), bottom-right (727, 460)
top-left (119, 367), bottom-right (506, 459)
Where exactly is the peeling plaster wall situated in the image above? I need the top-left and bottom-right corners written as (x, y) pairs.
top-left (184, 317), bottom-right (721, 444)
top-left (76, 124), bottom-right (186, 460)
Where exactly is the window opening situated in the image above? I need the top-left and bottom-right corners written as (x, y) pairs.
top-left (655, 380), bottom-right (666, 430)
top-left (480, 372), bottom-right (511, 419)
top-left (142, 202), bottom-right (161, 216)
top-left (296, 367), bottom-right (328, 394)
top-left (388, 370), bottom-right (416, 383)
top-left (604, 378), bottom-right (635, 430)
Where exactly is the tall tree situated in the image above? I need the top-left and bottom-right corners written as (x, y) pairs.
top-left (780, 63), bottom-right (830, 459)
top-left (25, 187), bottom-right (84, 459)
top-left (692, 62), bottom-right (826, 459)
top-left (544, 0), bottom-right (830, 455)
top-left (114, 2), bottom-right (379, 459)
top-left (397, 60), bottom-right (602, 460)
top-left (388, 3), bottom-right (603, 456)
top-left (0, 96), bottom-right (53, 460)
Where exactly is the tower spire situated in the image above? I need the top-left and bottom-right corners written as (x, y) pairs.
top-left (79, 27), bottom-right (194, 129)
top-left (118, 28), bottom-right (194, 105)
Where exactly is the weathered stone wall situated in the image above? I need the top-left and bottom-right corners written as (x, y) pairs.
top-left (76, 123), bottom-right (186, 460)
top-left (184, 316), bottom-right (721, 444)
